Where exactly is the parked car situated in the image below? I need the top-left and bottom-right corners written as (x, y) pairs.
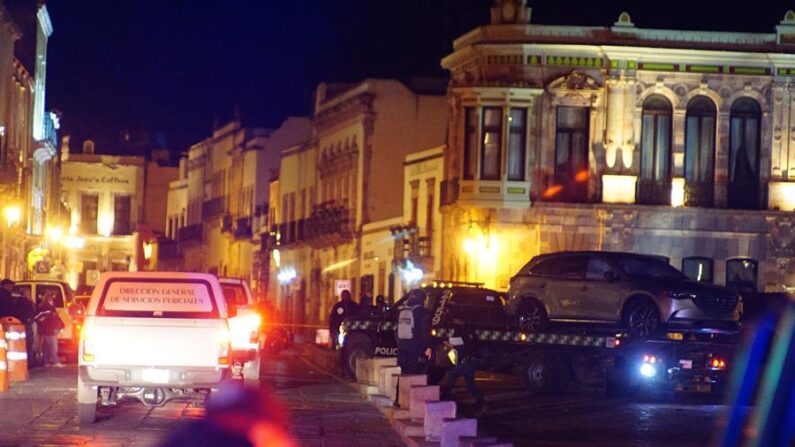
top-left (77, 271), bottom-right (233, 424)
top-left (14, 280), bottom-right (80, 363)
top-left (507, 251), bottom-right (742, 337)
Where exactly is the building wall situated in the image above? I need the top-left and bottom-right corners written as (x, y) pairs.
top-left (439, 2), bottom-right (795, 292)
top-left (143, 161), bottom-right (178, 234)
top-left (59, 153), bottom-right (146, 289)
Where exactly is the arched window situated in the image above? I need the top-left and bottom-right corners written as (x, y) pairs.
top-left (684, 96), bottom-right (717, 207)
top-left (638, 95), bottom-right (673, 205)
top-left (728, 98), bottom-right (762, 209)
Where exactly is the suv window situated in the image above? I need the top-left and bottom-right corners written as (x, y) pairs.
top-left (614, 256), bottom-right (684, 279)
top-left (585, 257), bottom-right (613, 280)
top-left (445, 291), bottom-right (507, 326)
top-left (533, 255), bottom-right (588, 279)
top-left (14, 285), bottom-right (32, 303)
top-left (37, 284), bottom-right (65, 308)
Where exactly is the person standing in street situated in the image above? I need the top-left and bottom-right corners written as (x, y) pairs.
top-left (0, 279), bottom-right (15, 317)
top-left (34, 293), bottom-right (64, 367)
top-left (328, 289), bottom-right (360, 350)
top-left (396, 289), bottom-right (432, 375)
top-left (374, 295), bottom-right (388, 316)
top-left (440, 323), bottom-right (488, 415)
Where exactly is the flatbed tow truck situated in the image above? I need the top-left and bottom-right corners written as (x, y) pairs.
top-left (339, 282), bottom-right (740, 395)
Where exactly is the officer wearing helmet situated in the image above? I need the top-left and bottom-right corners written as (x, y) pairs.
top-left (396, 288), bottom-right (433, 374)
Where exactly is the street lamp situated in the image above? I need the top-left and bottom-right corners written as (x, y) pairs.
top-left (4, 205), bottom-right (21, 227)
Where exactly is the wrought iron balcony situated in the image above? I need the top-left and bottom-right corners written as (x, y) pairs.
top-left (728, 181), bottom-right (762, 210)
top-left (234, 217), bottom-right (252, 239)
top-left (636, 179), bottom-right (672, 206)
top-left (177, 224), bottom-right (203, 243)
top-left (305, 200), bottom-right (352, 243)
top-left (391, 224), bottom-right (433, 272)
top-left (202, 197), bottom-right (227, 219)
top-left (684, 181), bottom-right (714, 208)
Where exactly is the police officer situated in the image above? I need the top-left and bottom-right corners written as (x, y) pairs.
top-left (396, 289), bottom-right (432, 375)
top-left (328, 289), bottom-right (360, 350)
top-left (440, 323), bottom-right (488, 415)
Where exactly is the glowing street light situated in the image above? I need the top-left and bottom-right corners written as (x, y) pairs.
top-left (46, 226), bottom-right (63, 242)
top-left (3, 205), bottom-right (21, 227)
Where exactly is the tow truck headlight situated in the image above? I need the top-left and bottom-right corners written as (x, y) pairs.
top-left (640, 362), bottom-right (657, 378)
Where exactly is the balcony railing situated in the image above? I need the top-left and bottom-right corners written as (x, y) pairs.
top-left (202, 197), bottom-right (227, 219)
top-left (305, 200), bottom-right (352, 241)
top-left (234, 217), bottom-right (252, 239)
top-left (177, 224), bottom-right (203, 243)
top-left (636, 179), bottom-right (672, 206)
top-left (684, 181), bottom-right (714, 208)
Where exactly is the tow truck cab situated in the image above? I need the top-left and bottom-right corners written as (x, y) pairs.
top-left (338, 282), bottom-right (507, 377)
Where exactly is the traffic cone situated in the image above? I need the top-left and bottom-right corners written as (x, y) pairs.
top-left (2, 317), bottom-right (28, 383)
top-left (0, 326), bottom-right (8, 392)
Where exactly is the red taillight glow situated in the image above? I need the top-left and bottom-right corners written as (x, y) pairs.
top-left (643, 355), bottom-right (657, 364)
top-left (217, 324), bottom-right (231, 366)
top-left (81, 320), bottom-right (95, 362)
top-left (710, 358), bottom-right (727, 369)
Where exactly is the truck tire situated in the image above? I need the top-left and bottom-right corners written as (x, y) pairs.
top-left (521, 352), bottom-right (561, 394)
top-left (78, 403), bottom-right (96, 425)
top-left (77, 377), bottom-right (98, 424)
top-left (343, 334), bottom-right (374, 379)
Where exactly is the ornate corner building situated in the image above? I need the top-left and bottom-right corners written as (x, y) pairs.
top-left (440, 1), bottom-right (795, 292)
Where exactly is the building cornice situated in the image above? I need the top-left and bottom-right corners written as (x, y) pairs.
top-left (37, 4), bottom-right (53, 37)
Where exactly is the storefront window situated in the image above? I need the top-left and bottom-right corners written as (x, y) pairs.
top-left (113, 195), bottom-right (131, 235)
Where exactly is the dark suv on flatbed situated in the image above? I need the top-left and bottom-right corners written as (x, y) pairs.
top-left (507, 251), bottom-right (742, 337)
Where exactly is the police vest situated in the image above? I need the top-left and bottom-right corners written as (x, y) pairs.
top-left (397, 305), bottom-right (421, 340)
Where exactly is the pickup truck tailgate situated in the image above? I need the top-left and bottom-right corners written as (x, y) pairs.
top-left (89, 317), bottom-right (222, 367)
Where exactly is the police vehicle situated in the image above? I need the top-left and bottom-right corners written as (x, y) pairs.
top-left (340, 281), bottom-right (740, 396)
top-left (338, 281), bottom-right (507, 378)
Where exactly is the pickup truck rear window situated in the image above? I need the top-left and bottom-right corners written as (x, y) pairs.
top-left (221, 284), bottom-right (248, 306)
top-left (96, 278), bottom-right (220, 318)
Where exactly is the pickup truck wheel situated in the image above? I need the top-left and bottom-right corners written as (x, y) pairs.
top-left (343, 335), bottom-right (373, 379)
top-left (522, 352), bottom-right (561, 394)
top-left (624, 300), bottom-right (660, 338)
top-left (77, 378), bottom-right (98, 424)
top-left (78, 403), bottom-right (96, 424)
top-left (517, 300), bottom-right (547, 333)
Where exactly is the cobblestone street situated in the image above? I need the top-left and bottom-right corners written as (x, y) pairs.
top-left (0, 349), bottom-right (403, 447)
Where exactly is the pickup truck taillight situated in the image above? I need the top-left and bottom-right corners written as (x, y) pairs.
top-left (217, 322), bottom-right (231, 366)
top-left (81, 318), bottom-right (96, 362)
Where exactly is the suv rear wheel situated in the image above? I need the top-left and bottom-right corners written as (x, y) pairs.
top-left (342, 334), bottom-right (374, 379)
top-left (624, 299), bottom-right (660, 338)
top-left (516, 299), bottom-right (547, 333)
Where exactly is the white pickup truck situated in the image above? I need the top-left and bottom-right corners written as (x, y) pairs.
top-left (219, 278), bottom-right (262, 380)
top-left (77, 272), bottom-right (233, 424)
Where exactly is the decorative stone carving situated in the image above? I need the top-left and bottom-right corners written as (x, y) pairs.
top-left (490, 0), bottom-right (531, 25)
top-left (549, 70), bottom-right (598, 91)
top-left (767, 216), bottom-right (795, 258)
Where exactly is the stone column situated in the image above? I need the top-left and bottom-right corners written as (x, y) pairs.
top-left (771, 82), bottom-right (790, 180)
top-left (621, 76), bottom-right (637, 171)
top-left (604, 75), bottom-right (624, 172)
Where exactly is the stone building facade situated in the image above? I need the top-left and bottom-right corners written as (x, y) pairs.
top-left (269, 79), bottom-right (448, 325)
top-left (440, 1), bottom-right (795, 292)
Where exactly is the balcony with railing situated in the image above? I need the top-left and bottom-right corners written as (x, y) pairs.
top-left (305, 200), bottom-right (352, 246)
top-left (234, 216), bottom-right (252, 239)
top-left (177, 224), bottom-right (203, 243)
top-left (202, 197), bottom-right (227, 219)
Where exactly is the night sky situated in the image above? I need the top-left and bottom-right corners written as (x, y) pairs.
top-left (45, 0), bottom-right (793, 155)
